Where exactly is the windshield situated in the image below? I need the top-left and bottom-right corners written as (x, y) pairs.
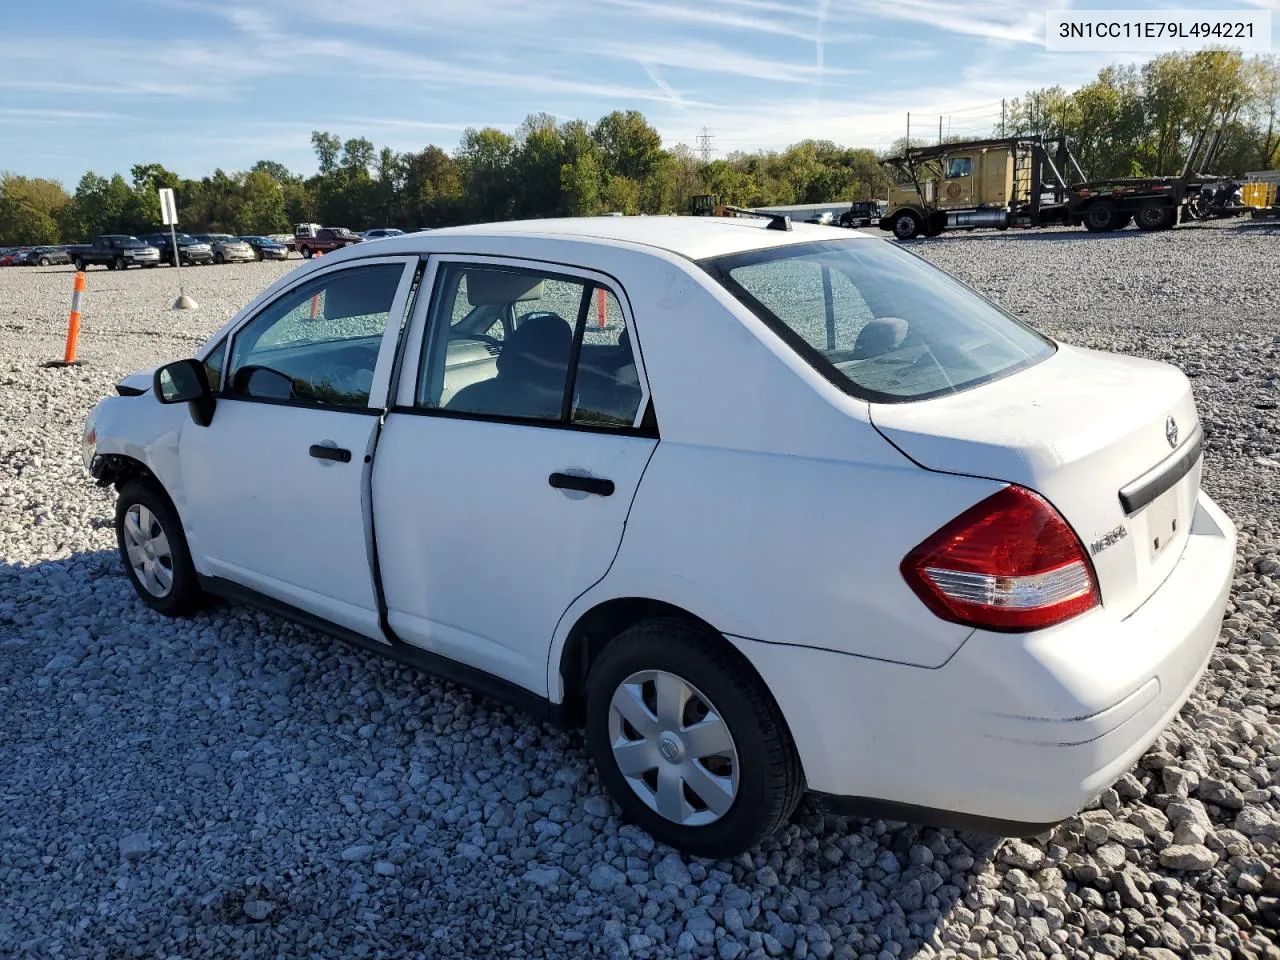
top-left (701, 239), bottom-right (1055, 403)
top-left (118, 237), bottom-right (146, 248)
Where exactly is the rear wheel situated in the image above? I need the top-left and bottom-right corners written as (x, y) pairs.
top-left (115, 481), bottom-right (204, 617)
top-left (891, 211), bottom-right (921, 240)
top-left (584, 618), bottom-right (804, 859)
top-left (1135, 202), bottom-right (1176, 231)
top-left (73, 256), bottom-right (86, 271)
top-left (1083, 200), bottom-right (1120, 232)
top-left (38, 257), bottom-right (50, 266)
top-left (214, 252), bottom-right (225, 264)
top-left (300, 245), bottom-right (313, 259)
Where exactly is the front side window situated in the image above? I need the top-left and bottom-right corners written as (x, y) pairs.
top-left (416, 263), bottom-right (643, 428)
top-left (226, 263), bottom-right (405, 407)
top-left (202, 336), bottom-right (227, 392)
top-left (946, 157), bottom-right (973, 178)
top-left (702, 239), bottom-right (1054, 403)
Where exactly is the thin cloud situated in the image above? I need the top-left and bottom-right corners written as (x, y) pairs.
top-left (595, 39), bottom-right (863, 84)
top-left (0, 108), bottom-right (131, 122)
top-left (641, 64), bottom-right (692, 116)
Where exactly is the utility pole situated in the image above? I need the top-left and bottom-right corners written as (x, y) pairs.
top-left (696, 127), bottom-right (715, 163)
top-left (938, 115), bottom-right (943, 144)
top-left (1001, 99), bottom-right (1006, 137)
top-left (906, 112), bottom-right (911, 146)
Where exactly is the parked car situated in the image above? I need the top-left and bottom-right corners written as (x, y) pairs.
top-left (361, 228), bottom-right (405, 240)
top-left (239, 236), bottom-right (291, 261)
top-left (27, 245), bottom-right (71, 266)
top-left (192, 233), bottom-right (256, 264)
top-left (66, 235), bottom-right (161, 270)
top-left (293, 224), bottom-right (362, 258)
top-left (82, 217), bottom-right (1235, 858)
top-left (140, 232), bottom-right (214, 267)
top-left (840, 200), bottom-right (888, 228)
top-left (10, 247), bottom-right (33, 265)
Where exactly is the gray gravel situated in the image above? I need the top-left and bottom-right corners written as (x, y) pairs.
top-left (2, 220), bottom-right (1279, 959)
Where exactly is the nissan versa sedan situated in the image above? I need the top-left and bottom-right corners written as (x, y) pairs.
top-left (81, 216), bottom-right (1235, 857)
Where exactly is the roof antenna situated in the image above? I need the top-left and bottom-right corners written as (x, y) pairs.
top-left (719, 205), bottom-right (793, 231)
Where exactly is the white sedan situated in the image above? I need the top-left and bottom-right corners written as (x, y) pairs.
top-left (81, 214), bottom-right (1236, 858)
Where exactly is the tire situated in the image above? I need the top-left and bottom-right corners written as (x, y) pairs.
top-left (1083, 200), bottom-right (1120, 232)
top-left (891, 211), bottom-right (921, 240)
top-left (38, 257), bottom-right (50, 266)
top-left (300, 246), bottom-right (313, 259)
top-left (113, 256), bottom-right (126, 271)
top-left (255, 250), bottom-right (263, 262)
top-left (115, 480), bottom-right (204, 617)
top-left (584, 618), bottom-right (804, 859)
top-left (73, 257), bottom-right (86, 271)
top-left (214, 252), bottom-right (225, 264)
top-left (1135, 202), bottom-right (1176, 231)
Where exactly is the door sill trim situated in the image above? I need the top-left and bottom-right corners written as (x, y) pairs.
top-left (197, 575), bottom-right (566, 727)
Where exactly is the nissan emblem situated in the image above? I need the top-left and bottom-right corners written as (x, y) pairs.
top-left (1165, 416), bottom-right (1179, 448)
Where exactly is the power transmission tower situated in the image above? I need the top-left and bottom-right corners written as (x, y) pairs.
top-left (696, 127), bottom-right (715, 163)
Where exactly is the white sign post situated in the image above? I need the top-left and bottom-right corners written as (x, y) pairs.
top-left (159, 187), bottom-right (197, 310)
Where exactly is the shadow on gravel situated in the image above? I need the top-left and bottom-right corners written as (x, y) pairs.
top-left (1, 548), bottom-right (1001, 959)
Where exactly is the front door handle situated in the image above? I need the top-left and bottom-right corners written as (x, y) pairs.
top-left (549, 472), bottom-right (614, 497)
top-left (310, 444), bottom-right (352, 463)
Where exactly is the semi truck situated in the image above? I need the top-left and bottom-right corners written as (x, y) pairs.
top-left (877, 127), bottom-right (1239, 240)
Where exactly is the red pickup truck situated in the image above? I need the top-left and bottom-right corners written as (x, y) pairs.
top-left (293, 223), bottom-right (363, 259)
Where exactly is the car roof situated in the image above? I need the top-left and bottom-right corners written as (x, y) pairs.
top-left (396, 215), bottom-right (872, 261)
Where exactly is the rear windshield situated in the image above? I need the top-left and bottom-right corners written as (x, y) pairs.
top-left (702, 239), bottom-right (1054, 403)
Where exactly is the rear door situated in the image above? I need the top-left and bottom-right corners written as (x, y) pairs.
top-left (372, 255), bottom-right (658, 695)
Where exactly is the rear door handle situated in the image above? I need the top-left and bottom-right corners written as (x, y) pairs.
top-left (549, 472), bottom-right (614, 497)
top-left (310, 444), bottom-right (352, 463)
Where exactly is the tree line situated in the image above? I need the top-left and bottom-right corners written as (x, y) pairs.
top-left (1, 50), bottom-right (1277, 246)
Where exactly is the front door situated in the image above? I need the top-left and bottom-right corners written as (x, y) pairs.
top-left (940, 154), bottom-right (975, 207)
top-left (177, 256), bottom-right (419, 639)
top-left (373, 257), bottom-right (658, 694)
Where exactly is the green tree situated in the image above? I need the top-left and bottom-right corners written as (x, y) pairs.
top-left (594, 110), bottom-right (664, 182)
top-left (235, 170), bottom-right (288, 233)
top-left (457, 127), bottom-right (517, 222)
top-left (311, 132), bottom-right (342, 175)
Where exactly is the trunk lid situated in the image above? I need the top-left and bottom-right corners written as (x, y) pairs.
top-left (871, 344), bottom-right (1203, 621)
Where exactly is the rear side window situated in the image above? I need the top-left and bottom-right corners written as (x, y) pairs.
top-left (702, 239), bottom-right (1054, 403)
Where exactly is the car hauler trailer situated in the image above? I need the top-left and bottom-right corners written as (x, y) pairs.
top-left (878, 126), bottom-right (1240, 239)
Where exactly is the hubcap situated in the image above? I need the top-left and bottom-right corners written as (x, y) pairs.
top-left (608, 669), bottom-right (739, 827)
top-left (123, 504), bottom-right (174, 598)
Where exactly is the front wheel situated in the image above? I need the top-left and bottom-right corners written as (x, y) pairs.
top-left (115, 481), bottom-right (204, 617)
top-left (891, 211), bottom-right (921, 240)
top-left (584, 618), bottom-right (804, 859)
top-left (38, 257), bottom-right (50, 266)
top-left (113, 256), bottom-right (126, 271)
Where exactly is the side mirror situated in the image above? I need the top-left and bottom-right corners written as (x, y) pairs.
top-left (153, 358), bottom-right (215, 427)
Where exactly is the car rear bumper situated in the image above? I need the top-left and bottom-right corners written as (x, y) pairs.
top-left (734, 489), bottom-right (1236, 832)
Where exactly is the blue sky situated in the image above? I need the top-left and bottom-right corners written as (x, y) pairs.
top-left (2, 0), bottom-right (1277, 186)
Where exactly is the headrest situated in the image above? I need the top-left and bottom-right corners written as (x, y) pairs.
top-left (852, 317), bottom-right (909, 360)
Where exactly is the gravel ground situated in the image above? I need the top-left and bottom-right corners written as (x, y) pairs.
top-left (2, 220), bottom-right (1279, 960)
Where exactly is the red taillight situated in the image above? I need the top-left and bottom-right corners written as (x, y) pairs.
top-left (901, 485), bottom-right (1100, 632)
